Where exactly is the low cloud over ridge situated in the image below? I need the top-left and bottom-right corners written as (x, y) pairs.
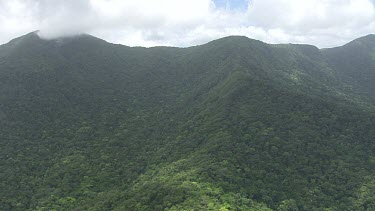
top-left (0, 0), bottom-right (374, 48)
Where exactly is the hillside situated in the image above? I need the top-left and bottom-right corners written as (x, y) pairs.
top-left (322, 34), bottom-right (375, 100)
top-left (0, 32), bottom-right (374, 210)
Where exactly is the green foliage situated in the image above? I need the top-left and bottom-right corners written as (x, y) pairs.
top-left (351, 176), bottom-right (375, 210)
top-left (277, 199), bottom-right (298, 211)
top-left (322, 34), bottom-right (375, 100)
top-left (0, 32), bottom-right (374, 210)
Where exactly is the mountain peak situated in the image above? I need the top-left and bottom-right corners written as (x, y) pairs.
top-left (208, 35), bottom-right (265, 45)
top-left (345, 34), bottom-right (375, 47)
top-left (6, 31), bottom-right (41, 45)
top-left (2, 31), bottom-right (108, 50)
top-left (199, 35), bottom-right (268, 52)
top-left (359, 34), bottom-right (375, 39)
top-left (0, 31), bottom-right (110, 60)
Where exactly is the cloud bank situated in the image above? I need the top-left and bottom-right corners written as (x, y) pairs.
top-left (0, 0), bottom-right (374, 48)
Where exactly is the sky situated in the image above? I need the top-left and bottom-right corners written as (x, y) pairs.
top-left (0, 0), bottom-right (374, 48)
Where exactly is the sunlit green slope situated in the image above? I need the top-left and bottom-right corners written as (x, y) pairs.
top-left (0, 32), bottom-right (374, 210)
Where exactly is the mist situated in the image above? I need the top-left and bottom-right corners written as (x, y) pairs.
top-left (1, 0), bottom-right (375, 47)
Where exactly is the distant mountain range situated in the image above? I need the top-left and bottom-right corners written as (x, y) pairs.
top-left (1, 32), bottom-right (374, 210)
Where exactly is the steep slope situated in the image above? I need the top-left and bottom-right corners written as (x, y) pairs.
top-left (0, 32), bottom-right (374, 210)
top-left (322, 34), bottom-right (375, 100)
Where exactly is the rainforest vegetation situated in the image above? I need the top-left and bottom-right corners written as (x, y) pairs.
top-left (0, 32), bottom-right (374, 210)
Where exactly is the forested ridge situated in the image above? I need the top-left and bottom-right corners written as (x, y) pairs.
top-left (0, 32), bottom-right (374, 210)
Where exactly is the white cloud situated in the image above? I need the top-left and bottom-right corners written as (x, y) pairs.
top-left (216, 0), bottom-right (375, 47)
top-left (248, 0), bottom-right (371, 29)
top-left (0, 0), bottom-right (38, 43)
top-left (0, 0), bottom-right (374, 48)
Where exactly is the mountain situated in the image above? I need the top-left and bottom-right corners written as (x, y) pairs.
top-left (322, 34), bottom-right (375, 99)
top-left (0, 32), bottom-right (374, 210)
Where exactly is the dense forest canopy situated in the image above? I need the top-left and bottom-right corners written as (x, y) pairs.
top-left (0, 32), bottom-right (374, 210)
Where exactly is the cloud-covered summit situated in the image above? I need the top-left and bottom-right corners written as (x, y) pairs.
top-left (0, 0), bottom-right (374, 48)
